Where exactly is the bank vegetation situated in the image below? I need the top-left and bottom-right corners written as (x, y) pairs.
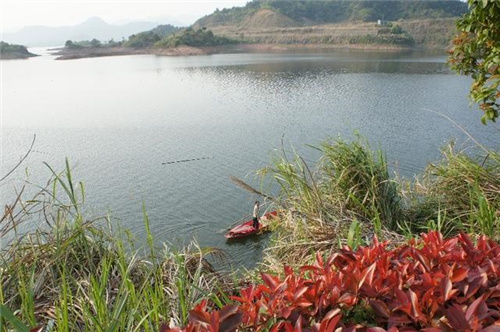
top-left (2, 133), bottom-right (500, 331)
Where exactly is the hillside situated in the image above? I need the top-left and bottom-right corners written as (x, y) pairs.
top-left (241, 9), bottom-right (297, 29)
top-left (194, 0), bottom-right (467, 28)
top-left (124, 24), bottom-right (181, 48)
top-left (191, 0), bottom-right (467, 49)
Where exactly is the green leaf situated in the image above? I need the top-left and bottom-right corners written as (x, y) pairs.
top-left (0, 305), bottom-right (30, 332)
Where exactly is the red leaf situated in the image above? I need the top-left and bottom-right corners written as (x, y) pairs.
top-left (261, 272), bottom-right (279, 291)
top-left (189, 308), bottom-right (210, 325)
top-left (465, 295), bottom-right (484, 322)
top-left (295, 299), bottom-right (313, 307)
top-left (219, 305), bottom-right (239, 322)
top-left (451, 267), bottom-right (468, 283)
top-left (320, 314), bottom-right (341, 332)
top-left (219, 313), bottom-right (243, 332)
top-left (160, 325), bottom-right (181, 332)
top-left (316, 251), bottom-right (324, 267)
top-left (358, 262), bottom-right (377, 290)
top-left (441, 276), bottom-right (453, 302)
top-left (414, 250), bottom-right (431, 272)
top-left (323, 308), bottom-right (341, 321)
top-left (369, 299), bottom-right (390, 319)
top-left (295, 315), bottom-right (303, 332)
top-left (445, 304), bottom-right (471, 330)
top-left (300, 265), bottom-right (321, 273)
top-left (210, 311), bottom-right (220, 332)
top-left (408, 289), bottom-right (424, 320)
top-left (293, 286), bottom-right (308, 301)
top-left (338, 292), bottom-right (357, 306)
top-left (281, 306), bottom-right (293, 319)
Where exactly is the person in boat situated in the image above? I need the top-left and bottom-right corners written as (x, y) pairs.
top-left (252, 201), bottom-right (260, 230)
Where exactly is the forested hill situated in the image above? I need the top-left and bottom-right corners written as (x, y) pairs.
top-left (195, 0), bottom-right (468, 28)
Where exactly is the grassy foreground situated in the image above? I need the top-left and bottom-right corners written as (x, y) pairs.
top-left (0, 161), bottom-right (232, 331)
top-left (1, 137), bottom-right (500, 331)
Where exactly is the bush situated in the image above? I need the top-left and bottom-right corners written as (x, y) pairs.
top-left (167, 231), bottom-right (500, 331)
top-left (124, 31), bottom-right (161, 48)
top-left (390, 24), bottom-right (404, 34)
top-left (154, 28), bottom-right (238, 48)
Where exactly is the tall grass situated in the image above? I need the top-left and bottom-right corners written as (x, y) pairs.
top-left (0, 160), bottom-right (230, 331)
top-left (257, 137), bottom-right (405, 272)
top-left (258, 137), bottom-right (500, 273)
top-left (422, 144), bottom-right (500, 239)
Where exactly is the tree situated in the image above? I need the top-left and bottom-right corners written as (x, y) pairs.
top-left (90, 38), bottom-right (101, 48)
top-left (65, 40), bottom-right (74, 48)
top-left (449, 0), bottom-right (500, 124)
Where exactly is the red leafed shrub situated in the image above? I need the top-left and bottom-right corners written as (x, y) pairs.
top-left (160, 300), bottom-right (242, 332)
top-left (166, 232), bottom-right (500, 331)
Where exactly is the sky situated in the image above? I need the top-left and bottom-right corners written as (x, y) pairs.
top-left (1, 0), bottom-right (248, 33)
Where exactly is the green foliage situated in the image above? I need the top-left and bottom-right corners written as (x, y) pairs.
top-left (154, 28), bottom-right (238, 48)
top-left (149, 24), bottom-right (182, 39)
top-left (64, 38), bottom-right (123, 49)
top-left (318, 138), bottom-right (402, 230)
top-left (0, 41), bottom-right (36, 58)
top-left (449, 0), bottom-right (500, 124)
top-left (125, 25), bottom-right (181, 48)
top-left (423, 145), bottom-right (500, 238)
top-left (390, 24), bottom-right (403, 34)
top-left (90, 38), bottom-right (101, 48)
top-left (125, 31), bottom-right (161, 48)
top-left (350, 33), bottom-right (414, 46)
top-left (64, 39), bottom-right (103, 49)
top-left (64, 40), bottom-right (79, 49)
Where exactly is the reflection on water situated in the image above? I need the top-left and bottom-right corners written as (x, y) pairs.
top-left (1, 50), bottom-right (498, 268)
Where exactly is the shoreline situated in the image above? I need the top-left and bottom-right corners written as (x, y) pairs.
top-left (0, 51), bottom-right (39, 60)
top-left (54, 42), bottom-right (441, 60)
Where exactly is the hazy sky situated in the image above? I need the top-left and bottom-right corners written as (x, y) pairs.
top-left (1, 1), bottom-right (248, 33)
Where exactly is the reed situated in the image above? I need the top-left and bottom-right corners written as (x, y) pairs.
top-left (259, 137), bottom-right (500, 273)
top-left (0, 160), bottom-right (230, 331)
top-left (257, 137), bottom-right (405, 272)
top-left (421, 144), bottom-right (500, 239)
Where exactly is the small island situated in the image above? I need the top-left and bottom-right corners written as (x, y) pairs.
top-left (54, 26), bottom-right (239, 60)
top-left (0, 41), bottom-right (38, 59)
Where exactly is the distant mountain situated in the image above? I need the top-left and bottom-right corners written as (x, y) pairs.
top-left (2, 17), bottom-right (161, 47)
top-left (194, 0), bottom-right (468, 28)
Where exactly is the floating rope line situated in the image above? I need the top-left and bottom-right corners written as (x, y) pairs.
top-left (162, 157), bottom-right (211, 165)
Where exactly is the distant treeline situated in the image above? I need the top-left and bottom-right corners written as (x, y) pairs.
top-left (155, 27), bottom-right (238, 48)
top-left (125, 24), bottom-right (182, 48)
top-left (196, 0), bottom-right (468, 26)
top-left (64, 38), bottom-right (118, 49)
top-left (65, 25), bottom-right (236, 50)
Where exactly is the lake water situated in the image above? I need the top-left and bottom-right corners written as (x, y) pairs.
top-left (1, 48), bottom-right (498, 268)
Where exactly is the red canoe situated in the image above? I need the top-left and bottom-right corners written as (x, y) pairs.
top-left (225, 211), bottom-right (278, 239)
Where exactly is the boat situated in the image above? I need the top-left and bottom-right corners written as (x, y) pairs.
top-left (225, 211), bottom-right (278, 239)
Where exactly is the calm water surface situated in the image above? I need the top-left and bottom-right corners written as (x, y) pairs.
top-left (2, 49), bottom-right (498, 268)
